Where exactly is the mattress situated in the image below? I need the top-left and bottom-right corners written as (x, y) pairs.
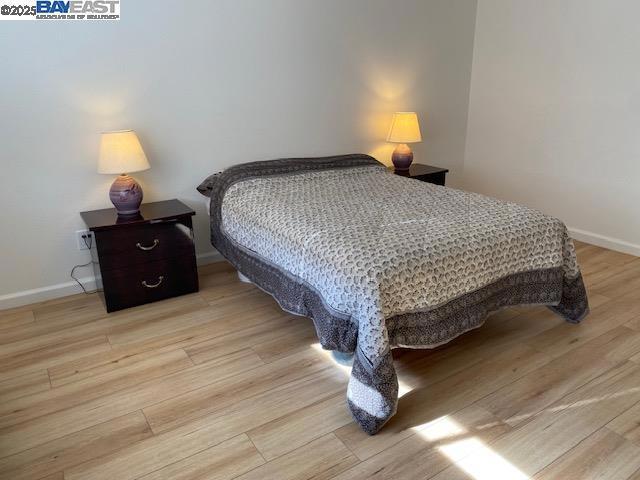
top-left (198, 154), bottom-right (589, 434)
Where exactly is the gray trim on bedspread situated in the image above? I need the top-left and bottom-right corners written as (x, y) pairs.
top-left (204, 154), bottom-right (589, 434)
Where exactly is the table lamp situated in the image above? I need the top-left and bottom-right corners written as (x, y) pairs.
top-left (98, 130), bottom-right (150, 216)
top-left (386, 112), bottom-right (422, 172)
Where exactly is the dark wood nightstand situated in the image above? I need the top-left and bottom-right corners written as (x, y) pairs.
top-left (80, 199), bottom-right (199, 313)
top-left (391, 163), bottom-right (449, 185)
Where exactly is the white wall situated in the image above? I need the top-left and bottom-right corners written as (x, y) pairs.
top-left (464, 0), bottom-right (640, 255)
top-left (0, 0), bottom-right (478, 306)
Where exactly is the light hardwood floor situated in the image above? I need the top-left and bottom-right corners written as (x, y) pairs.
top-left (1, 241), bottom-right (640, 479)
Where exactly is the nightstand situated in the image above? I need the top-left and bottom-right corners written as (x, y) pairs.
top-left (80, 199), bottom-right (199, 312)
top-left (391, 163), bottom-right (449, 185)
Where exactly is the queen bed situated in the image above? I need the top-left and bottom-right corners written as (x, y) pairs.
top-left (197, 154), bottom-right (589, 434)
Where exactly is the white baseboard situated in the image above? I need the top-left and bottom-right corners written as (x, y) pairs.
top-left (0, 276), bottom-right (99, 311)
top-left (568, 227), bottom-right (640, 257)
top-left (0, 250), bottom-right (225, 311)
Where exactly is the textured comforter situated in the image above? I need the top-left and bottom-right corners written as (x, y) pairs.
top-left (199, 154), bottom-right (589, 434)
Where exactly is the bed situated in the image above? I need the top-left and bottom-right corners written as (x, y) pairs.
top-left (197, 154), bottom-right (589, 434)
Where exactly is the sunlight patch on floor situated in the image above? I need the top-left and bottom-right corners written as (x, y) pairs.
top-left (482, 386), bottom-right (640, 426)
top-left (548, 386), bottom-right (640, 412)
top-left (414, 416), bottom-right (530, 480)
top-left (310, 343), bottom-right (413, 397)
top-left (439, 438), bottom-right (529, 480)
top-left (397, 381), bottom-right (413, 397)
top-left (413, 416), bottom-right (466, 442)
top-left (311, 342), bottom-right (530, 478)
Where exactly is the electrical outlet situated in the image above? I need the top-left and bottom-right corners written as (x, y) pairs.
top-left (76, 230), bottom-right (94, 250)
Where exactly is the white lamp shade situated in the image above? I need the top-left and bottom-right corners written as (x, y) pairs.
top-left (98, 130), bottom-right (150, 174)
top-left (386, 112), bottom-right (422, 143)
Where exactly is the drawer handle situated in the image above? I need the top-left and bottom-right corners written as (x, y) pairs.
top-left (141, 276), bottom-right (164, 288)
top-left (136, 239), bottom-right (159, 251)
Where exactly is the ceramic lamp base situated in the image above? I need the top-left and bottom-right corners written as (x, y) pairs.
top-left (109, 174), bottom-right (143, 216)
top-left (391, 143), bottom-right (414, 172)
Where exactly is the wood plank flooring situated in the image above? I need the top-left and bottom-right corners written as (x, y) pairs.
top-left (1, 241), bottom-right (639, 479)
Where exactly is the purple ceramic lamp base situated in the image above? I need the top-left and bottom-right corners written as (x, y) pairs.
top-left (391, 143), bottom-right (414, 173)
top-left (109, 174), bottom-right (143, 216)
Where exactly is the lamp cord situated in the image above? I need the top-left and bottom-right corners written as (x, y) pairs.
top-left (70, 234), bottom-right (98, 295)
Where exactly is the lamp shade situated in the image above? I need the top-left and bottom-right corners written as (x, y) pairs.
top-left (386, 112), bottom-right (422, 144)
top-left (98, 130), bottom-right (150, 174)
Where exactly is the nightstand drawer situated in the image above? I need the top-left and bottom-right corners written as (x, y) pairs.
top-left (95, 219), bottom-right (194, 271)
top-left (100, 255), bottom-right (198, 312)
